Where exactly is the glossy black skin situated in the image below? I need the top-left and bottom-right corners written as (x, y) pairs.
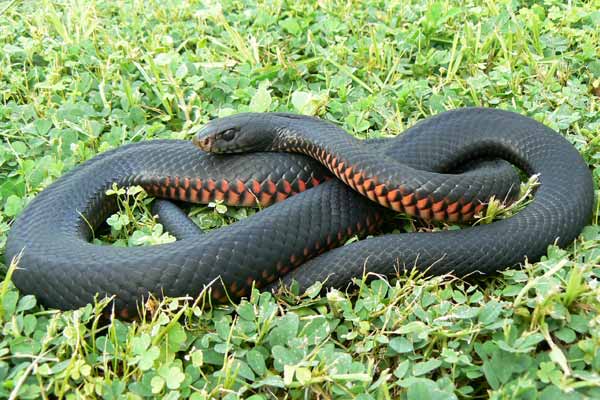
top-left (5, 108), bottom-right (594, 316)
top-left (195, 111), bottom-right (528, 221)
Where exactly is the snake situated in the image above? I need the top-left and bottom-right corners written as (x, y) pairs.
top-left (4, 108), bottom-right (594, 318)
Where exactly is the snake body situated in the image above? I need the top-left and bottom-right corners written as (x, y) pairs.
top-left (5, 108), bottom-right (594, 316)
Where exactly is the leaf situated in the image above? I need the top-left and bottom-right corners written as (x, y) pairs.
top-left (441, 348), bottom-right (460, 364)
top-left (246, 349), bottom-right (267, 376)
top-left (555, 327), bottom-right (576, 343)
top-left (424, 3), bottom-right (443, 27)
top-left (175, 63), bottom-right (188, 80)
top-left (271, 345), bottom-right (302, 371)
top-left (482, 361), bottom-right (501, 390)
top-left (23, 314), bottom-right (37, 336)
top-left (246, 395), bottom-right (267, 400)
top-left (11, 141), bottom-right (28, 155)
top-left (397, 321), bottom-right (430, 340)
top-left (413, 359), bottom-right (442, 376)
top-left (102, 381), bottom-right (126, 400)
top-left (129, 229), bottom-right (150, 246)
top-left (158, 363), bottom-right (185, 390)
top-left (154, 52), bottom-right (175, 66)
top-left (34, 119), bottom-right (53, 135)
top-left (126, 185), bottom-right (144, 196)
top-left (497, 332), bottom-right (545, 353)
top-left (190, 392), bottom-right (205, 400)
top-left (166, 322), bottom-right (187, 351)
top-left (151, 376), bottom-right (165, 394)
top-left (302, 316), bottom-right (329, 345)
top-left (16, 295), bottom-right (36, 313)
top-left (237, 301), bottom-right (256, 321)
top-left (295, 367), bottom-right (311, 384)
top-left (139, 346), bottom-right (160, 371)
top-left (393, 360), bottom-right (410, 379)
top-left (249, 80), bottom-right (271, 112)
top-left (478, 300), bottom-right (503, 325)
top-left (106, 213), bottom-right (129, 231)
top-left (537, 361), bottom-right (562, 384)
top-left (163, 391), bottom-right (181, 400)
top-left (291, 91), bottom-right (316, 115)
top-left (283, 364), bottom-right (295, 386)
top-left (570, 314), bottom-right (590, 333)
top-left (232, 359), bottom-right (255, 381)
top-left (190, 349), bottom-right (203, 367)
top-left (252, 375), bottom-right (286, 389)
top-left (1, 291), bottom-right (18, 317)
top-left (345, 113), bottom-right (370, 132)
top-left (304, 281), bottom-right (322, 298)
top-left (268, 313), bottom-right (299, 346)
top-left (389, 337), bottom-right (413, 354)
top-left (279, 18), bottom-right (301, 35)
top-left (406, 379), bottom-right (457, 400)
top-left (4, 195), bottom-right (24, 217)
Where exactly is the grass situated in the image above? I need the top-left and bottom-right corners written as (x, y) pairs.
top-left (1, 0), bottom-right (599, 398)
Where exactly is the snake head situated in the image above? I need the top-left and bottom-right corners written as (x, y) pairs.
top-left (193, 113), bottom-right (279, 154)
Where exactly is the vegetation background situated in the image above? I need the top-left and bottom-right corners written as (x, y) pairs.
top-left (0, 0), bottom-right (599, 399)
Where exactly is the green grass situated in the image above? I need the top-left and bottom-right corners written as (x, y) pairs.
top-left (1, 0), bottom-right (599, 398)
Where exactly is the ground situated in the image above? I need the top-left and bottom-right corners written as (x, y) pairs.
top-left (0, 0), bottom-right (599, 399)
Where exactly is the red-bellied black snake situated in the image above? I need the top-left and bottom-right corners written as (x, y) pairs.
top-left (5, 108), bottom-right (594, 318)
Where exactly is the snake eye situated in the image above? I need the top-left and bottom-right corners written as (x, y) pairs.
top-left (222, 129), bottom-right (236, 141)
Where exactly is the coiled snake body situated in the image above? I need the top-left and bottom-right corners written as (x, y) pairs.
top-left (5, 108), bottom-right (594, 317)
